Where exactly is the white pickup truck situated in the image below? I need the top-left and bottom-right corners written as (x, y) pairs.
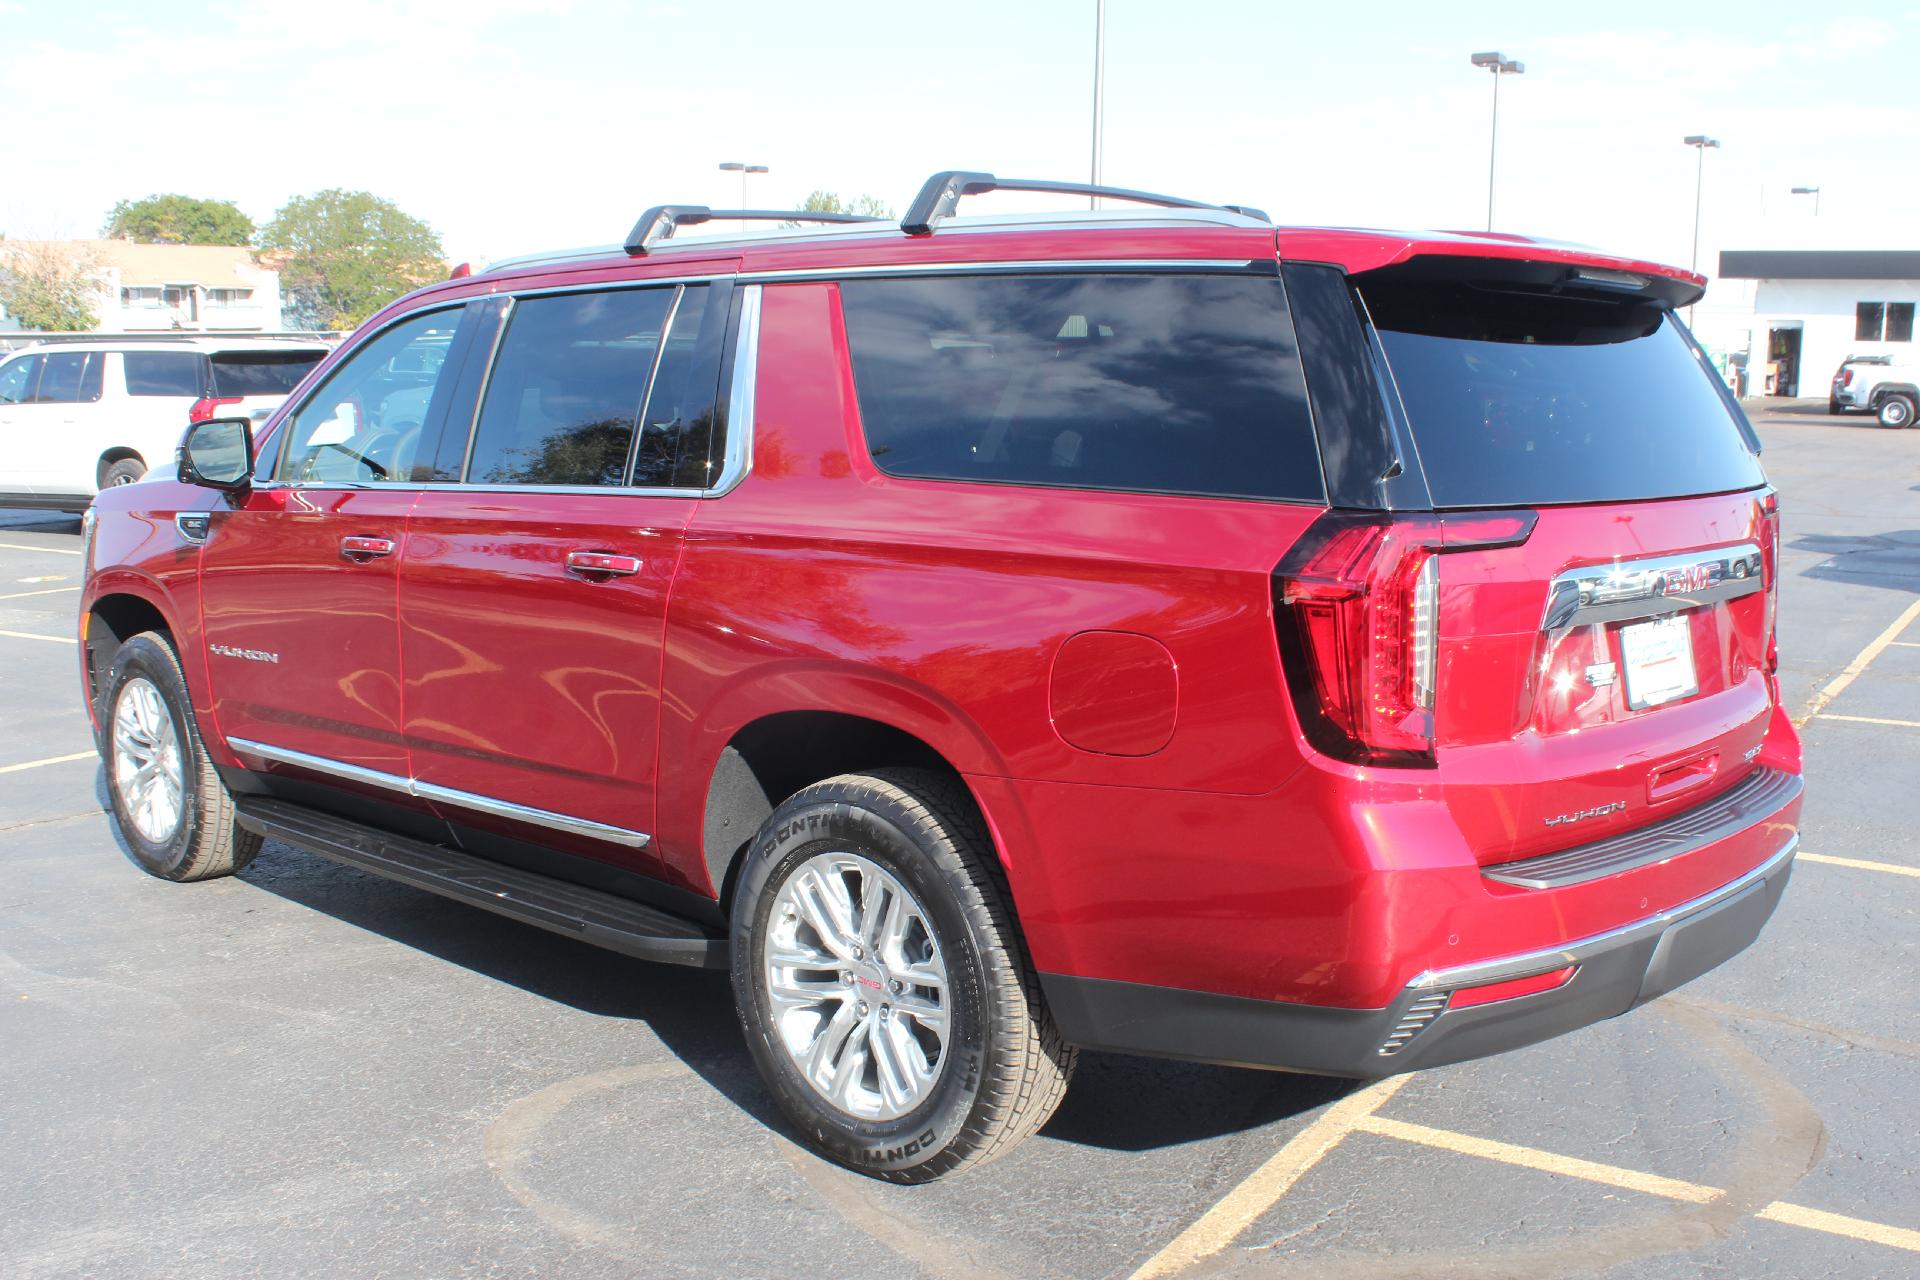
top-left (1830, 354), bottom-right (1920, 427)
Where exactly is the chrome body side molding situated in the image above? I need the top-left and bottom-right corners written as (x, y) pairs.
top-left (225, 737), bottom-right (652, 849)
top-left (1541, 542), bottom-right (1765, 631)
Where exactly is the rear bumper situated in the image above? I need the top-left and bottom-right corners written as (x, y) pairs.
top-left (1040, 833), bottom-right (1796, 1078)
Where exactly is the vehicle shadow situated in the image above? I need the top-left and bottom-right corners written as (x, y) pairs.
top-left (0, 508), bottom-right (84, 534)
top-left (216, 831), bottom-right (1353, 1156)
top-left (1792, 529), bottom-right (1920, 594)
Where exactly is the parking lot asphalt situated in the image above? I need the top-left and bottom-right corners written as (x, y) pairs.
top-left (2, 402), bottom-right (1916, 1279)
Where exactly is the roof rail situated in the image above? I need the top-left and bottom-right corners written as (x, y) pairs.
top-left (900, 170), bottom-right (1270, 237)
top-left (624, 206), bottom-right (887, 256)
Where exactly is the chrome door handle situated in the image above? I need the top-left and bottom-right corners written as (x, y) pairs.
top-left (565, 550), bottom-right (642, 578)
top-left (340, 535), bottom-right (396, 561)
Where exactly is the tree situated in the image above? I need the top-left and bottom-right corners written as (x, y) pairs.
top-left (0, 239), bottom-right (100, 331)
top-left (103, 194), bottom-right (255, 245)
top-left (792, 190), bottom-right (894, 223)
top-left (257, 190), bottom-right (445, 330)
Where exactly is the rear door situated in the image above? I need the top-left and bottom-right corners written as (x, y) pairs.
top-left (1351, 257), bottom-right (1774, 861)
top-left (18, 350), bottom-right (107, 494)
top-left (398, 277), bottom-right (735, 869)
top-left (120, 349), bottom-right (211, 484)
top-left (201, 307), bottom-right (468, 776)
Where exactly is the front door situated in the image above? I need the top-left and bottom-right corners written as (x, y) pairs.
top-left (200, 306), bottom-right (469, 775)
top-left (398, 279), bottom-right (732, 868)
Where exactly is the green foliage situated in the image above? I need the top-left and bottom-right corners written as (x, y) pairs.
top-left (258, 190), bottom-right (445, 330)
top-left (796, 190), bottom-right (894, 220)
top-left (103, 194), bottom-right (255, 245)
top-left (0, 240), bottom-right (100, 331)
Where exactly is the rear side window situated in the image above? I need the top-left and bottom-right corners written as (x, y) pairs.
top-left (465, 289), bottom-right (675, 487)
top-left (840, 273), bottom-right (1324, 503)
top-left (33, 351), bottom-right (105, 403)
top-left (211, 351), bottom-right (324, 397)
top-left (124, 351), bottom-right (206, 397)
top-left (0, 355), bottom-right (37, 404)
top-left (1363, 268), bottom-right (1765, 507)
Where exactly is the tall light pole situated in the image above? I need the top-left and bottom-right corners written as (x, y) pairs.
top-left (1682, 136), bottom-right (1719, 327)
top-left (718, 161), bottom-right (769, 229)
top-left (1090, 0), bottom-right (1106, 208)
top-left (1790, 185), bottom-right (1821, 215)
top-left (1470, 51), bottom-right (1524, 231)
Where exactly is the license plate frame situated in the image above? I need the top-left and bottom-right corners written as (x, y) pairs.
top-left (1620, 614), bottom-right (1699, 709)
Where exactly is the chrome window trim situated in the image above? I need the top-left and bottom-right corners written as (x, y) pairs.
top-left (226, 736), bottom-right (652, 849)
top-left (710, 284), bottom-right (760, 497)
top-left (1405, 832), bottom-right (1797, 993)
top-left (625, 285), bottom-right (685, 487)
top-left (1541, 542), bottom-right (1766, 631)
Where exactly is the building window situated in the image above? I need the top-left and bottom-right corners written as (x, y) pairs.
top-left (1856, 301), bottom-right (1914, 342)
top-left (206, 288), bottom-right (254, 308)
top-left (121, 286), bottom-right (164, 308)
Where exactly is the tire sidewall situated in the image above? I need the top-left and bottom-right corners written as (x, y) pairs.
top-left (103, 459), bottom-right (145, 487)
top-left (104, 634), bottom-right (208, 878)
top-left (1880, 396), bottom-right (1915, 428)
top-left (730, 787), bottom-right (992, 1177)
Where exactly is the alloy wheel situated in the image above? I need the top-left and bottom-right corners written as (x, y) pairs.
top-left (112, 676), bottom-right (185, 843)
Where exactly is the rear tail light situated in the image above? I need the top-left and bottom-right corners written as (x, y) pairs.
top-left (1759, 489), bottom-right (1781, 673)
top-left (1840, 367), bottom-right (1855, 388)
top-left (190, 396), bottom-right (243, 423)
top-left (1274, 509), bottom-right (1536, 765)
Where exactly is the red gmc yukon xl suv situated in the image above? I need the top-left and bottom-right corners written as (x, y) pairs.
top-left (78, 172), bottom-right (1802, 1182)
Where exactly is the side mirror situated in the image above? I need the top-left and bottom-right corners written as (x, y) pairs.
top-left (177, 417), bottom-right (254, 492)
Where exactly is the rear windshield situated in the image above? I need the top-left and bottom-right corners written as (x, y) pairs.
top-left (840, 273), bottom-right (1323, 503)
top-left (211, 351), bottom-right (324, 396)
top-left (1363, 274), bottom-right (1764, 507)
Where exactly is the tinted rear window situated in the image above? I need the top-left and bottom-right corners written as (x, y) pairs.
top-left (840, 273), bottom-right (1323, 503)
top-left (1364, 274), bottom-right (1763, 507)
top-left (211, 351), bottom-right (324, 396)
top-left (123, 351), bottom-right (206, 397)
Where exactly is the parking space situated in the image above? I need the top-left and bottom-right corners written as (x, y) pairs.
top-left (2, 409), bottom-right (1917, 1279)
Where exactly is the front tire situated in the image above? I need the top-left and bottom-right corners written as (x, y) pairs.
top-left (103, 631), bottom-right (260, 881)
top-left (1877, 394), bottom-right (1916, 428)
top-left (730, 769), bottom-right (1075, 1182)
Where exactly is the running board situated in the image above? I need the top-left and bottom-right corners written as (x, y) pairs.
top-left (235, 797), bottom-right (727, 969)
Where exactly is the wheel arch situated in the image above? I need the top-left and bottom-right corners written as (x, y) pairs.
top-left (1869, 381), bottom-right (1918, 406)
top-left (96, 447), bottom-right (146, 488)
top-left (82, 578), bottom-right (182, 737)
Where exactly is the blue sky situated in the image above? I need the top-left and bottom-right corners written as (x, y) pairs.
top-left (2, 0), bottom-right (1912, 273)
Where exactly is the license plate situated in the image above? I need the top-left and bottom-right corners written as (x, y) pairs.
top-left (1620, 615), bottom-right (1699, 709)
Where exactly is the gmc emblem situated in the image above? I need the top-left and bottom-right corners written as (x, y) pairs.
top-left (1658, 563), bottom-right (1719, 595)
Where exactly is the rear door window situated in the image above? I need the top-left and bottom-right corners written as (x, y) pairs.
top-left (0, 355), bottom-right (38, 404)
top-left (33, 351), bottom-right (104, 403)
top-left (123, 351), bottom-right (207, 397)
top-left (211, 351), bottom-right (325, 397)
top-left (463, 288), bottom-right (675, 487)
top-left (1362, 268), bottom-right (1764, 507)
top-left (839, 272), bottom-right (1324, 503)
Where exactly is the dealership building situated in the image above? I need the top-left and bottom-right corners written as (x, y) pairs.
top-left (1701, 250), bottom-right (1919, 400)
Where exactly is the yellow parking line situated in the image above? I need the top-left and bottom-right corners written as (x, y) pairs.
top-left (0, 541), bottom-right (81, 556)
top-left (1796, 596), bottom-right (1920, 725)
top-left (0, 751), bottom-right (95, 775)
top-left (1355, 1116), bottom-right (1920, 1254)
top-left (1818, 713), bottom-right (1920, 729)
top-left (1353, 1115), bottom-right (1718, 1201)
top-left (0, 585), bottom-right (78, 601)
top-left (1128, 1075), bottom-right (1411, 1279)
top-left (0, 628), bottom-right (75, 645)
top-left (1800, 852), bottom-right (1920, 879)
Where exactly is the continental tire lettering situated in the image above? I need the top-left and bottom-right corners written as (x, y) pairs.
top-left (852, 1128), bottom-right (940, 1165)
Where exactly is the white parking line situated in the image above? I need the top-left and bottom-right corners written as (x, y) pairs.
top-left (0, 751), bottom-right (95, 775)
top-left (1796, 596), bottom-right (1920, 725)
top-left (0, 585), bottom-right (79, 602)
top-left (0, 541), bottom-right (81, 556)
top-left (0, 628), bottom-right (76, 645)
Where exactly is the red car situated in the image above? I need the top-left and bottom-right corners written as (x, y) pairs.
top-left (79, 172), bottom-right (1801, 1182)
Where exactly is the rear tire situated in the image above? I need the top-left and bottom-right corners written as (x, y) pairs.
top-left (729, 768), bottom-right (1075, 1182)
top-left (1827, 397), bottom-right (1843, 415)
top-left (1877, 394), bottom-right (1916, 429)
top-left (101, 457), bottom-right (145, 488)
top-left (102, 631), bottom-right (260, 881)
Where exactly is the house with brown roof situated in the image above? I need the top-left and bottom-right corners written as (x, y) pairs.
top-left (0, 241), bottom-right (284, 333)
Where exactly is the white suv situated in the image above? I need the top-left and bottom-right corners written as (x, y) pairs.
top-left (0, 337), bottom-right (332, 512)
top-left (1830, 354), bottom-right (1920, 428)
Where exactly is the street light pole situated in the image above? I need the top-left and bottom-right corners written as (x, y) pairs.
top-left (718, 161), bottom-right (769, 230)
top-left (1791, 185), bottom-right (1821, 215)
top-left (1470, 52), bottom-right (1525, 231)
top-left (1682, 136), bottom-right (1719, 326)
top-left (1090, 0), bottom-right (1105, 208)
